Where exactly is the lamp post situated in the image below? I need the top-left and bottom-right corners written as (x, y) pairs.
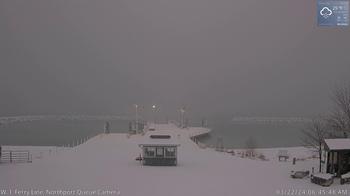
top-left (152, 105), bottom-right (156, 124)
top-left (134, 104), bottom-right (138, 134)
top-left (180, 108), bottom-right (185, 128)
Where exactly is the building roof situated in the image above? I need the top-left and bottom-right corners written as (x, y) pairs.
top-left (324, 138), bottom-right (350, 151)
top-left (139, 130), bottom-right (180, 147)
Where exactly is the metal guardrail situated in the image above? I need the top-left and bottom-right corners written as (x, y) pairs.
top-left (0, 150), bottom-right (32, 163)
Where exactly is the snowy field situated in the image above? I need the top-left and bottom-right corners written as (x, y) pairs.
top-left (0, 124), bottom-right (349, 196)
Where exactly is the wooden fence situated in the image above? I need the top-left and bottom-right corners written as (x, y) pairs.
top-left (0, 150), bottom-right (32, 163)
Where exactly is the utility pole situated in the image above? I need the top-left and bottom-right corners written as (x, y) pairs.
top-left (134, 104), bottom-right (138, 134)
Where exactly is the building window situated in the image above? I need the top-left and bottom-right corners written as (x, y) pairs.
top-left (145, 147), bottom-right (155, 157)
top-left (156, 147), bottom-right (164, 157)
top-left (165, 147), bottom-right (175, 157)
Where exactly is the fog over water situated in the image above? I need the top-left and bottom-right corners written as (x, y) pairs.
top-left (1, 0), bottom-right (350, 120)
top-left (0, 119), bottom-right (305, 148)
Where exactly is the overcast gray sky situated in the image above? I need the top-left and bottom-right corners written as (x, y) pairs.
top-left (0, 0), bottom-right (349, 119)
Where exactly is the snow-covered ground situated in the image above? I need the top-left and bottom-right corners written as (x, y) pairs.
top-left (0, 123), bottom-right (348, 196)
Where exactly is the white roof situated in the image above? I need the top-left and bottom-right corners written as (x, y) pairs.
top-left (324, 138), bottom-right (350, 150)
top-left (342, 172), bottom-right (350, 179)
top-left (312, 173), bottom-right (333, 180)
top-left (139, 130), bottom-right (180, 146)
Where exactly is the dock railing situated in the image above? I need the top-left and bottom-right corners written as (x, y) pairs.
top-left (0, 150), bottom-right (32, 163)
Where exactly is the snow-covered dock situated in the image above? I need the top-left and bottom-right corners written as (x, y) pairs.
top-left (0, 123), bottom-right (347, 196)
top-left (149, 123), bottom-right (211, 138)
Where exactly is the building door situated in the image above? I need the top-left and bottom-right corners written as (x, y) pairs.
top-left (156, 147), bottom-right (164, 158)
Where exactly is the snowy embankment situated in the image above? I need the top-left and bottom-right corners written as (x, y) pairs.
top-left (0, 124), bottom-right (348, 196)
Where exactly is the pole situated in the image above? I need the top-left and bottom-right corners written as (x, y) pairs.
top-left (135, 104), bottom-right (138, 134)
top-left (181, 111), bottom-right (183, 128)
top-left (152, 105), bottom-right (156, 124)
top-left (180, 108), bottom-right (185, 128)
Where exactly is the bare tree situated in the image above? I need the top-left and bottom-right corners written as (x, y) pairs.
top-left (326, 85), bottom-right (350, 138)
top-left (301, 119), bottom-right (328, 172)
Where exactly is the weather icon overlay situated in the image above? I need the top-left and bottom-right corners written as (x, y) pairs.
top-left (317, 0), bottom-right (349, 26)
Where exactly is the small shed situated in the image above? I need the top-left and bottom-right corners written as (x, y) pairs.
top-left (321, 139), bottom-right (350, 177)
top-left (139, 134), bottom-right (180, 166)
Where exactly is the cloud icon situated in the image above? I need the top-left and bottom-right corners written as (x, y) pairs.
top-left (320, 7), bottom-right (333, 18)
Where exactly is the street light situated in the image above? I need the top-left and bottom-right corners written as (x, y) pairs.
top-left (180, 107), bottom-right (185, 128)
top-left (134, 104), bottom-right (138, 134)
top-left (152, 105), bottom-right (156, 124)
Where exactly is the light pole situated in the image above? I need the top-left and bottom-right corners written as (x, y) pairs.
top-left (180, 108), bottom-right (185, 128)
top-left (152, 105), bottom-right (156, 124)
top-left (134, 104), bottom-right (138, 134)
